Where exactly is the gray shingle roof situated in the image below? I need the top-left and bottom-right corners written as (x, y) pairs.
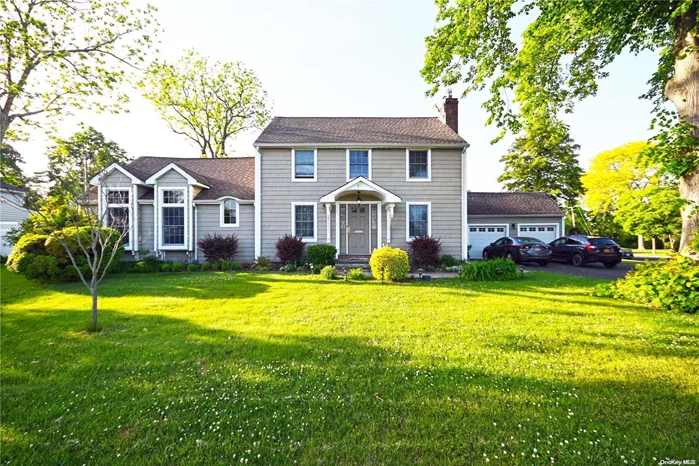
top-left (0, 180), bottom-right (25, 192)
top-left (254, 117), bottom-right (468, 146)
top-left (468, 192), bottom-right (564, 216)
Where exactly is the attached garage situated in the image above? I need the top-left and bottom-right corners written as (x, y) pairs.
top-left (467, 192), bottom-right (565, 259)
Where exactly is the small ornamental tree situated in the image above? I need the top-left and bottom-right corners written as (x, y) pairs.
top-left (408, 236), bottom-right (442, 270)
top-left (275, 234), bottom-right (305, 265)
top-left (197, 233), bottom-right (239, 263)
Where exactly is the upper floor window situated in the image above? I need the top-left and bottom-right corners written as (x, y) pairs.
top-left (293, 149), bottom-right (316, 181)
top-left (161, 189), bottom-right (185, 246)
top-left (407, 202), bottom-right (431, 240)
top-left (348, 150), bottom-right (371, 180)
top-left (220, 199), bottom-right (239, 227)
top-left (106, 189), bottom-right (130, 247)
top-left (407, 149), bottom-right (431, 181)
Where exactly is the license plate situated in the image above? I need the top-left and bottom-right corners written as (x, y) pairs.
top-left (534, 247), bottom-right (541, 251)
top-left (603, 248), bottom-right (611, 253)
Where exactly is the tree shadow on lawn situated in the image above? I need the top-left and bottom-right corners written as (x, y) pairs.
top-left (2, 308), bottom-right (697, 465)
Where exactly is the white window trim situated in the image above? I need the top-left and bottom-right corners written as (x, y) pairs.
top-left (291, 149), bottom-right (317, 182)
top-left (159, 187), bottom-right (188, 250)
top-left (406, 149), bottom-right (432, 182)
top-left (105, 188), bottom-right (133, 251)
top-left (219, 198), bottom-right (240, 228)
top-left (406, 202), bottom-right (432, 241)
top-left (346, 149), bottom-right (372, 181)
top-left (516, 223), bottom-right (559, 239)
top-left (468, 224), bottom-right (510, 236)
top-left (291, 202), bottom-right (317, 243)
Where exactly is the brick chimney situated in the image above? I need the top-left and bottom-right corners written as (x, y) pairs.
top-left (440, 89), bottom-right (459, 134)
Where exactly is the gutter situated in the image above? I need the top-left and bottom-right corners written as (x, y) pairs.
top-left (254, 142), bottom-right (470, 149)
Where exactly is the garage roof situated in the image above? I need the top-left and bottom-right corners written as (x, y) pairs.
top-left (468, 192), bottom-right (564, 216)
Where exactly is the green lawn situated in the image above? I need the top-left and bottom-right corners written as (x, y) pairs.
top-left (1, 268), bottom-right (697, 465)
top-left (632, 249), bottom-right (676, 256)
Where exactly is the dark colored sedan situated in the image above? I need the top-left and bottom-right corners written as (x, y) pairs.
top-left (549, 235), bottom-right (622, 268)
top-left (482, 236), bottom-right (552, 266)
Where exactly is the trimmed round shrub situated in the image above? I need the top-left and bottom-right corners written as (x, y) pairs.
top-left (172, 263), bottom-right (184, 272)
top-left (320, 265), bottom-right (338, 280)
top-left (201, 263), bottom-right (212, 272)
top-left (348, 268), bottom-right (367, 280)
top-left (307, 244), bottom-right (337, 270)
top-left (594, 257), bottom-right (698, 313)
top-left (461, 258), bottom-right (519, 281)
top-left (211, 262), bottom-right (220, 271)
top-left (439, 254), bottom-right (460, 269)
top-left (275, 234), bottom-right (305, 266)
top-left (25, 255), bottom-right (60, 281)
top-left (7, 233), bottom-right (49, 273)
top-left (369, 246), bottom-right (410, 282)
top-left (408, 236), bottom-right (442, 269)
top-left (198, 233), bottom-right (239, 263)
top-left (161, 263), bottom-right (172, 272)
top-left (230, 262), bottom-right (242, 271)
top-left (187, 264), bottom-right (199, 272)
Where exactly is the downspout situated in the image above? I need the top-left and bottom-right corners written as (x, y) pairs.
top-left (154, 182), bottom-right (159, 258)
top-left (461, 146), bottom-right (469, 260)
top-left (194, 204), bottom-right (198, 262)
top-left (132, 184), bottom-right (139, 258)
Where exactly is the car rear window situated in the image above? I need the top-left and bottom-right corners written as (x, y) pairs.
top-left (516, 237), bottom-right (544, 244)
top-left (589, 238), bottom-right (618, 247)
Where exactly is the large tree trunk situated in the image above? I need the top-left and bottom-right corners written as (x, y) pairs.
top-left (666, 2), bottom-right (699, 256)
top-left (637, 234), bottom-right (645, 250)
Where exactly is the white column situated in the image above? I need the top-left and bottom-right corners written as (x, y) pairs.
top-left (254, 148), bottom-right (262, 258)
top-left (325, 204), bottom-right (332, 243)
top-left (386, 203), bottom-right (394, 244)
top-left (378, 203), bottom-right (382, 248)
top-left (131, 184), bottom-right (138, 254)
top-left (335, 203), bottom-right (340, 257)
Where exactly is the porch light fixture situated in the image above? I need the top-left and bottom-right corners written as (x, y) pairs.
top-left (356, 191), bottom-right (362, 205)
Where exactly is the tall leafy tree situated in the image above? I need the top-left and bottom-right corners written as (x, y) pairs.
top-left (0, 0), bottom-right (159, 145)
top-left (140, 50), bottom-right (271, 158)
top-left (422, 0), bottom-right (699, 255)
top-left (0, 143), bottom-right (25, 186)
top-left (498, 119), bottom-right (583, 209)
top-left (46, 126), bottom-right (130, 196)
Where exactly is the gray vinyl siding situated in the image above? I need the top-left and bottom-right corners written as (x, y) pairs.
top-left (195, 204), bottom-right (255, 262)
top-left (103, 170), bottom-right (131, 186)
top-left (0, 199), bottom-right (29, 223)
top-left (157, 170), bottom-right (188, 187)
top-left (259, 147), bottom-right (464, 259)
top-left (138, 204), bottom-right (155, 252)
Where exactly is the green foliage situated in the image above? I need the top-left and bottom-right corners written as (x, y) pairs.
top-left (201, 263), bottom-right (212, 272)
top-left (210, 263), bottom-right (220, 272)
top-left (438, 254), bottom-right (460, 269)
top-left (137, 256), bottom-right (164, 274)
top-left (255, 255), bottom-right (271, 271)
top-left (499, 119), bottom-right (584, 208)
top-left (24, 255), bottom-right (60, 281)
top-left (229, 262), bottom-right (242, 271)
top-left (307, 244), bottom-right (337, 270)
top-left (140, 50), bottom-right (270, 158)
top-left (461, 258), bottom-right (520, 282)
top-left (348, 268), bottom-right (367, 280)
top-left (46, 126), bottom-right (130, 197)
top-left (1, 0), bottom-right (159, 144)
top-left (172, 263), bottom-right (184, 273)
top-left (615, 185), bottom-right (684, 239)
top-left (0, 144), bottom-right (26, 187)
top-left (5, 197), bottom-right (92, 246)
top-left (320, 265), bottom-right (338, 280)
top-left (595, 257), bottom-right (698, 313)
top-left (187, 264), bottom-right (198, 272)
top-left (282, 263), bottom-right (296, 273)
top-left (369, 246), bottom-right (410, 282)
top-left (161, 263), bottom-right (172, 273)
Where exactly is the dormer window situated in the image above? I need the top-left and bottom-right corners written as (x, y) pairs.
top-left (293, 149), bottom-right (316, 181)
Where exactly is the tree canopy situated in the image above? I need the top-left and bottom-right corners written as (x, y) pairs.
top-left (0, 0), bottom-right (159, 145)
top-left (422, 0), bottom-right (699, 254)
top-left (615, 185), bottom-right (683, 248)
top-left (498, 118), bottom-right (583, 208)
top-left (45, 126), bottom-right (130, 196)
top-left (140, 50), bottom-right (271, 158)
top-left (0, 143), bottom-right (25, 187)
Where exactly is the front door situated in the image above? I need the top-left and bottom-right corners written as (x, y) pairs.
top-left (348, 204), bottom-right (369, 254)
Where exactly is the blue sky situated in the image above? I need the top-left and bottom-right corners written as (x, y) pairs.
top-left (16, 0), bottom-right (660, 191)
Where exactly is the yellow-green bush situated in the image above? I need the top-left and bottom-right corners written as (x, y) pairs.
top-left (369, 246), bottom-right (410, 282)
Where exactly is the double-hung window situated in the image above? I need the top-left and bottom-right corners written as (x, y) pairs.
top-left (220, 199), bottom-right (238, 227)
top-left (161, 189), bottom-right (185, 246)
top-left (348, 150), bottom-right (370, 180)
top-left (292, 203), bottom-right (316, 242)
top-left (407, 149), bottom-right (431, 181)
top-left (106, 189), bottom-right (130, 247)
top-left (293, 149), bottom-right (316, 181)
top-left (407, 202), bottom-right (431, 240)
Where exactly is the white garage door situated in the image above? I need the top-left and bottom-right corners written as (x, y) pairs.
top-left (469, 225), bottom-right (507, 259)
top-left (517, 224), bottom-right (558, 244)
top-left (0, 222), bottom-right (18, 257)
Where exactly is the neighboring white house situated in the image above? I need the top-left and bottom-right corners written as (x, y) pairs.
top-left (88, 93), bottom-right (565, 263)
top-left (0, 180), bottom-right (30, 257)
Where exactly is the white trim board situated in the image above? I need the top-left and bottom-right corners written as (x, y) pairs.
top-left (90, 163), bottom-right (143, 185)
top-left (319, 176), bottom-right (401, 204)
top-left (146, 163), bottom-right (209, 188)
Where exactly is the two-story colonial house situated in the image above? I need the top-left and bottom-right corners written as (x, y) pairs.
top-left (89, 94), bottom-right (565, 263)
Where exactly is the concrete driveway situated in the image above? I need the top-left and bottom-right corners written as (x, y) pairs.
top-left (523, 260), bottom-right (637, 280)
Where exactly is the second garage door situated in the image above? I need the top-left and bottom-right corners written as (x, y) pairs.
top-left (517, 224), bottom-right (559, 244)
top-left (469, 225), bottom-right (507, 259)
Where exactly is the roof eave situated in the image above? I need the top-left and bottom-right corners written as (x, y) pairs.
top-left (468, 213), bottom-right (566, 217)
top-left (254, 142), bottom-right (469, 149)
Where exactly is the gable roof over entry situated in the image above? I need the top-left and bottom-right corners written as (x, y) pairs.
top-left (254, 117), bottom-right (469, 147)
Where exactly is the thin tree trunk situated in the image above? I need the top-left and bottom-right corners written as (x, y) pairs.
top-left (637, 234), bottom-right (645, 250)
top-left (91, 286), bottom-right (98, 332)
top-left (652, 237), bottom-right (657, 254)
top-left (666, 1), bottom-right (699, 256)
